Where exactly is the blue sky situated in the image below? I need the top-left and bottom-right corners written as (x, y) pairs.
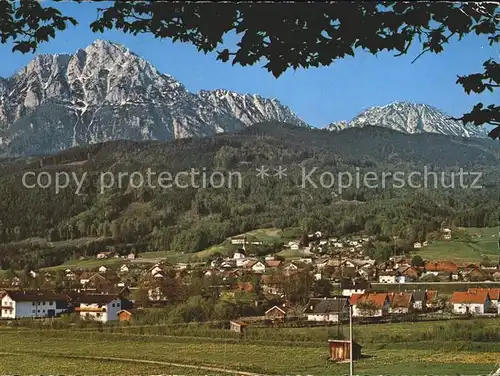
top-left (1, 2), bottom-right (497, 127)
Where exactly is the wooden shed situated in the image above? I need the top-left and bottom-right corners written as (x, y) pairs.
top-left (229, 320), bottom-right (249, 337)
top-left (117, 309), bottom-right (133, 322)
top-left (328, 340), bottom-right (362, 362)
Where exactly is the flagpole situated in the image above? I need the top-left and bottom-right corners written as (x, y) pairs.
top-left (349, 304), bottom-right (354, 376)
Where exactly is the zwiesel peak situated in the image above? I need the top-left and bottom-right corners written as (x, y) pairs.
top-left (326, 101), bottom-right (487, 138)
top-left (0, 40), bottom-right (306, 156)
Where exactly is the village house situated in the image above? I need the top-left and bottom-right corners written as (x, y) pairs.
top-left (450, 290), bottom-right (491, 315)
top-left (492, 271), bottom-right (500, 282)
top-left (351, 293), bottom-right (390, 317)
top-left (119, 265), bottom-right (129, 273)
top-left (127, 252), bottom-right (136, 260)
top-left (84, 273), bottom-right (112, 291)
top-left (149, 265), bottom-right (163, 276)
top-left (424, 261), bottom-right (459, 279)
top-left (425, 290), bottom-right (439, 309)
top-left (231, 236), bottom-right (246, 245)
top-left (79, 272), bottom-right (92, 286)
top-left (265, 305), bottom-right (288, 321)
top-left (233, 249), bottom-right (246, 259)
top-left (97, 252), bottom-right (112, 259)
top-left (65, 270), bottom-right (76, 280)
top-left (283, 262), bottom-right (299, 275)
top-left (251, 261), bottom-right (266, 274)
top-left (174, 263), bottom-right (189, 270)
top-left (463, 268), bottom-right (491, 282)
top-left (398, 266), bottom-right (419, 282)
top-left (0, 290), bottom-right (69, 319)
top-left (233, 282), bottom-right (254, 293)
top-left (468, 288), bottom-right (499, 308)
top-left (98, 265), bottom-right (108, 273)
top-left (266, 260), bottom-right (282, 269)
top-left (412, 290), bottom-right (427, 311)
top-left (341, 279), bottom-right (370, 297)
top-left (303, 297), bottom-right (349, 322)
top-left (75, 294), bottom-right (124, 323)
top-left (442, 228), bottom-right (452, 240)
top-left (413, 242), bottom-right (422, 249)
top-left (388, 292), bottom-right (414, 314)
top-left (234, 257), bottom-right (247, 268)
top-left (260, 275), bottom-right (283, 295)
top-left (378, 271), bottom-right (397, 284)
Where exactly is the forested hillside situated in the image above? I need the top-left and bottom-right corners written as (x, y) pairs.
top-left (0, 122), bottom-right (498, 270)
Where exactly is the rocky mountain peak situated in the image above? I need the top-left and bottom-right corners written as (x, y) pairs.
top-left (326, 101), bottom-right (487, 138)
top-left (0, 40), bottom-right (306, 156)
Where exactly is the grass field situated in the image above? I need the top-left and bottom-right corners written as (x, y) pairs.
top-left (1, 318), bottom-right (499, 375)
top-left (192, 227), bottom-right (300, 261)
top-left (415, 227), bottom-right (499, 262)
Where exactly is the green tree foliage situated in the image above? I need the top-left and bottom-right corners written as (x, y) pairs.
top-left (411, 255), bottom-right (425, 267)
top-left (1, 2), bottom-right (498, 136)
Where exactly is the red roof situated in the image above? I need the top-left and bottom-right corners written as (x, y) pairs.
top-left (266, 260), bottom-right (282, 268)
top-left (356, 293), bottom-right (388, 308)
top-left (235, 282), bottom-right (254, 293)
top-left (425, 261), bottom-right (458, 272)
top-left (426, 290), bottom-right (438, 301)
top-left (388, 292), bottom-right (413, 308)
top-left (349, 293), bottom-right (365, 305)
top-left (450, 291), bottom-right (490, 304)
top-left (468, 288), bottom-right (500, 300)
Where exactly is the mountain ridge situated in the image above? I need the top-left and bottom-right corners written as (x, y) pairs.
top-left (0, 40), bottom-right (307, 157)
top-left (0, 40), bottom-right (489, 157)
top-left (326, 101), bottom-right (487, 138)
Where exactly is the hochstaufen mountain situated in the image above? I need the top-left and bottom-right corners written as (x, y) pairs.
top-left (326, 101), bottom-right (487, 138)
top-left (0, 40), bottom-right (306, 156)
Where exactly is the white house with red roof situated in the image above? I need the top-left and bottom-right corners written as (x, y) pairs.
top-left (450, 291), bottom-right (491, 315)
top-left (75, 294), bottom-right (123, 323)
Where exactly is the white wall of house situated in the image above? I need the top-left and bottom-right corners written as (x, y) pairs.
top-left (79, 298), bottom-right (121, 323)
top-left (252, 263), bottom-right (266, 273)
top-left (452, 302), bottom-right (489, 315)
top-left (352, 302), bottom-right (389, 317)
top-left (150, 266), bottom-right (162, 275)
top-left (236, 258), bottom-right (247, 267)
top-left (307, 313), bottom-right (340, 322)
top-left (342, 289), bottom-right (365, 297)
top-left (413, 301), bottom-right (425, 310)
top-left (379, 275), bottom-right (396, 283)
top-left (396, 276), bottom-right (407, 284)
top-left (0, 295), bottom-right (14, 319)
top-left (1, 296), bottom-right (65, 319)
top-left (389, 307), bottom-right (409, 314)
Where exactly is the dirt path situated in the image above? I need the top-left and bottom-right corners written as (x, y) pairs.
top-left (0, 351), bottom-right (269, 376)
